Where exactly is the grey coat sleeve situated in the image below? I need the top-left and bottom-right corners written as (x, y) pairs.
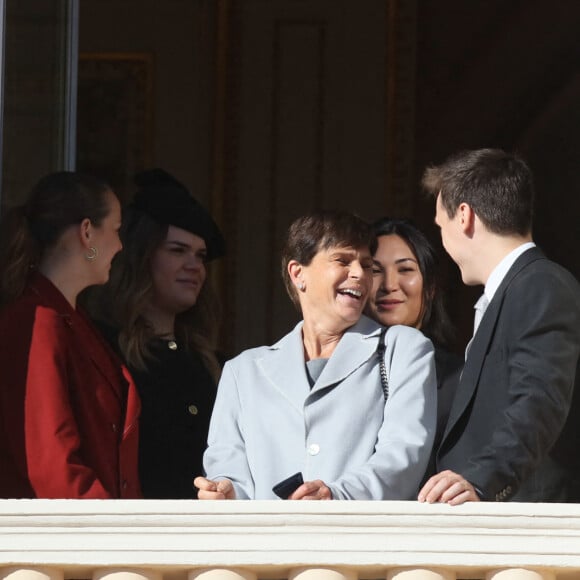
top-left (328, 326), bottom-right (437, 500)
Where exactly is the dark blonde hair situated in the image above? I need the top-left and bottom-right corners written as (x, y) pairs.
top-left (281, 210), bottom-right (377, 309)
top-left (95, 208), bottom-right (221, 382)
top-left (0, 171), bottom-right (112, 306)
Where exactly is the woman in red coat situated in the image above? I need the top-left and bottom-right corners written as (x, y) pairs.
top-left (0, 172), bottom-right (141, 498)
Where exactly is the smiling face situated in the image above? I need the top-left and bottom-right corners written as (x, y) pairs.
top-left (366, 234), bottom-right (424, 329)
top-left (293, 245), bottom-right (373, 333)
top-left (149, 225), bottom-right (207, 316)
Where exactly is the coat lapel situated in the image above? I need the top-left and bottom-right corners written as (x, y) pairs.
top-left (257, 316), bottom-right (382, 412)
top-left (312, 315), bottom-right (381, 393)
top-left (442, 247), bottom-right (544, 442)
top-left (122, 365), bottom-right (141, 437)
top-left (28, 272), bottom-right (138, 448)
top-left (28, 272), bottom-right (125, 403)
top-left (256, 322), bottom-right (311, 413)
top-left (68, 307), bottom-right (126, 403)
top-left (72, 311), bottom-right (140, 438)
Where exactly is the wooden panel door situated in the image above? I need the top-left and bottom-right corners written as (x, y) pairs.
top-left (218, 0), bottom-right (416, 354)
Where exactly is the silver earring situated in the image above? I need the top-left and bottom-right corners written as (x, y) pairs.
top-left (85, 246), bottom-right (98, 261)
top-left (298, 282), bottom-right (305, 291)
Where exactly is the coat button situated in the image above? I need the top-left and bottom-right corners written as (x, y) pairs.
top-left (122, 480), bottom-right (128, 490)
top-left (188, 404), bottom-right (198, 415)
top-left (111, 423), bottom-right (118, 432)
top-left (307, 443), bottom-right (320, 456)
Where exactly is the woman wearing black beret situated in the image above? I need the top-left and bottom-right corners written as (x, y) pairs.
top-left (93, 168), bottom-right (225, 498)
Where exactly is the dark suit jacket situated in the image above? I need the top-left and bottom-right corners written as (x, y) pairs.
top-left (420, 347), bottom-right (463, 487)
top-left (436, 247), bottom-right (580, 501)
top-left (0, 273), bottom-right (141, 498)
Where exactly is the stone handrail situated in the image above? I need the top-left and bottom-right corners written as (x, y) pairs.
top-left (1, 500), bottom-right (580, 580)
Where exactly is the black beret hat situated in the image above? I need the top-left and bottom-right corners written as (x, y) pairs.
top-left (131, 168), bottom-right (225, 261)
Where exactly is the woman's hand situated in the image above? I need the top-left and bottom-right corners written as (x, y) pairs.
top-left (194, 476), bottom-right (236, 500)
top-left (289, 479), bottom-right (332, 500)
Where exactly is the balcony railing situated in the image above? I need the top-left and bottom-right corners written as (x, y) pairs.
top-left (1, 500), bottom-right (580, 580)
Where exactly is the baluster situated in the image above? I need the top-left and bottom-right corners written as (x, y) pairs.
top-left (190, 569), bottom-right (257, 580)
top-left (289, 567), bottom-right (357, 580)
top-left (387, 568), bottom-right (455, 580)
top-left (486, 569), bottom-right (555, 580)
top-left (0, 567), bottom-right (63, 580)
top-left (95, 569), bottom-right (162, 580)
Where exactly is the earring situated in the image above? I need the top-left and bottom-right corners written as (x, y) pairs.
top-left (85, 246), bottom-right (98, 261)
top-left (297, 282), bottom-right (305, 291)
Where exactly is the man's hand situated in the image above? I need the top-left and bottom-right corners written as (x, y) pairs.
top-left (418, 470), bottom-right (480, 505)
top-left (194, 476), bottom-right (236, 500)
top-left (289, 479), bottom-right (332, 500)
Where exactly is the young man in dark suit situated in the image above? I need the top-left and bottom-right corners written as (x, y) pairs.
top-left (418, 148), bottom-right (580, 504)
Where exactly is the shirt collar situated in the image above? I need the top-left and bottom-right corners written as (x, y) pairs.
top-left (484, 241), bottom-right (536, 302)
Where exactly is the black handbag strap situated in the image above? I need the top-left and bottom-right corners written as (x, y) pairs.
top-left (376, 327), bottom-right (389, 401)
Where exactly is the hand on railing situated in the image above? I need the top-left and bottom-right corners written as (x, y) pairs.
top-left (193, 476), bottom-right (236, 500)
top-left (417, 469), bottom-right (480, 505)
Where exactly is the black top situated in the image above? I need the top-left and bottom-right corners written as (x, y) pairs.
top-left (129, 338), bottom-right (217, 499)
top-left (420, 346), bottom-right (463, 487)
top-left (433, 347), bottom-right (463, 451)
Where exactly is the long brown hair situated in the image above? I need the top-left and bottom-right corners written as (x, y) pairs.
top-left (94, 208), bottom-right (222, 382)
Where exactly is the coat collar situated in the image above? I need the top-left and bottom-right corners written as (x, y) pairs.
top-left (27, 272), bottom-right (127, 403)
top-left (313, 315), bottom-right (382, 391)
top-left (442, 247), bottom-right (544, 442)
top-left (257, 315), bottom-right (382, 412)
top-left (27, 271), bottom-right (76, 317)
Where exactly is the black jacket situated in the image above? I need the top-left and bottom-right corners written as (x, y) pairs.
top-left (437, 248), bottom-right (580, 502)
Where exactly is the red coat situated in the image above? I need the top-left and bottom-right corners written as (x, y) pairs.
top-left (0, 273), bottom-right (141, 498)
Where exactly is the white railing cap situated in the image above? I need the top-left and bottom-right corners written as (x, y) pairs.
top-left (1, 500), bottom-right (580, 575)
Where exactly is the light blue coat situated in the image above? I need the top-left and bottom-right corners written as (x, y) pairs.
top-left (204, 315), bottom-right (437, 499)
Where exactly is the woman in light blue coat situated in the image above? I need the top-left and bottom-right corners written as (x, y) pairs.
top-left (194, 210), bottom-right (437, 500)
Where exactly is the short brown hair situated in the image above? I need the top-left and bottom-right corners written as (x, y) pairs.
top-left (422, 148), bottom-right (533, 236)
top-left (281, 210), bottom-right (376, 308)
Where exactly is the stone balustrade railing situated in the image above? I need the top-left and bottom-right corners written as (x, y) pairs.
top-left (1, 500), bottom-right (580, 580)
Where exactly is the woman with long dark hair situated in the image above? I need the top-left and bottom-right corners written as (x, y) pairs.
top-left (94, 169), bottom-right (225, 498)
top-left (365, 217), bottom-right (463, 474)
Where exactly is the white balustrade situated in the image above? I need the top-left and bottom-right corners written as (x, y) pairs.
top-left (1, 500), bottom-right (580, 580)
